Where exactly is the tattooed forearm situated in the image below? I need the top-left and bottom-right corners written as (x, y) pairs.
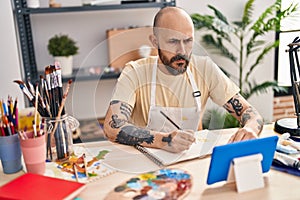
top-left (116, 125), bottom-right (154, 146)
top-left (224, 95), bottom-right (243, 116)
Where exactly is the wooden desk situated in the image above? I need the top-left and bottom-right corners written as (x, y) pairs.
top-left (1, 124), bottom-right (300, 199)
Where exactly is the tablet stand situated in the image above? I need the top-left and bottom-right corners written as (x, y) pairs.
top-left (227, 153), bottom-right (264, 193)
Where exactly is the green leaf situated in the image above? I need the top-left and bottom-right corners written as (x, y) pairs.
top-left (191, 14), bottom-right (214, 30)
top-left (207, 5), bottom-right (229, 25)
top-left (247, 40), bottom-right (265, 55)
top-left (243, 81), bottom-right (288, 99)
top-left (191, 10), bottom-right (233, 42)
top-left (242, 0), bottom-right (255, 28)
top-left (223, 113), bottom-right (240, 128)
top-left (245, 40), bottom-right (279, 83)
top-left (202, 35), bottom-right (237, 62)
top-left (47, 34), bottom-right (79, 57)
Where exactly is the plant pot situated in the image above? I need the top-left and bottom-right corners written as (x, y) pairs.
top-left (54, 56), bottom-right (73, 76)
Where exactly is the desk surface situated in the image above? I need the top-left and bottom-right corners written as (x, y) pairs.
top-left (1, 124), bottom-right (300, 199)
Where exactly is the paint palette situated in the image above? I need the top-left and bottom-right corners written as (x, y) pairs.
top-left (105, 168), bottom-right (192, 200)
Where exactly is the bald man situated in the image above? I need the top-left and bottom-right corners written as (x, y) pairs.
top-left (103, 7), bottom-right (263, 153)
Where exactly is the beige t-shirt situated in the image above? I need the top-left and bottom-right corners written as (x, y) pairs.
top-left (111, 55), bottom-right (240, 128)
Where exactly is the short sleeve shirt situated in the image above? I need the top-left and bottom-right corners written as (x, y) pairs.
top-left (111, 55), bottom-right (240, 127)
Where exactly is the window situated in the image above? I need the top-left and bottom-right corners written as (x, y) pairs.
top-left (275, 0), bottom-right (300, 95)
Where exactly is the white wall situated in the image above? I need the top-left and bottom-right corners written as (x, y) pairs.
top-left (1, 0), bottom-right (276, 122)
top-left (179, 0), bottom-right (275, 123)
top-left (0, 1), bottom-right (25, 108)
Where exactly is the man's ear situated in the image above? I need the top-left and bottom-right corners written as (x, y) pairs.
top-left (149, 34), bottom-right (158, 49)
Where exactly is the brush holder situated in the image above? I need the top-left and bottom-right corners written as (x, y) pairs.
top-left (43, 114), bottom-right (79, 161)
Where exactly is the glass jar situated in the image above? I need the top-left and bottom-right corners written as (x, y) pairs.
top-left (42, 115), bottom-right (79, 161)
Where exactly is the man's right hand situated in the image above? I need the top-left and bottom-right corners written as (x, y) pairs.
top-left (161, 130), bottom-right (195, 153)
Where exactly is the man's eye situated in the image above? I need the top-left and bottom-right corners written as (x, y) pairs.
top-left (184, 39), bottom-right (193, 44)
top-left (169, 40), bottom-right (179, 44)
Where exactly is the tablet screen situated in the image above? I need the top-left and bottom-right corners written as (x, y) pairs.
top-left (207, 136), bottom-right (278, 185)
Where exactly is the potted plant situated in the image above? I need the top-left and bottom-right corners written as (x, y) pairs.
top-left (47, 34), bottom-right (79, 76)
top-left (190, 0), bottom-right (297, 129)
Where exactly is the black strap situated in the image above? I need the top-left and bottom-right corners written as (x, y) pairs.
top-left (193, 91), bottom-right (201, 97)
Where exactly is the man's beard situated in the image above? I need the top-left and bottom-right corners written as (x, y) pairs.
top-left (158, 49), bottom-right (190, 75)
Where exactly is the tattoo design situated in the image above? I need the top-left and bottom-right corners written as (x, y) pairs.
top-left (110, 100), bottom-right (133, 120)
top-left (110, 100), bottom-right (119, 105)
top-left (162, 134), bottom-right (172, 146)
top-left (120, 103), bottom-right (132, 119)
top-left (109, 114), bottom-right (126, 129)
top-left (241, 108), bottom-right (252, 126)
top-left (116, 126), bottom-right (154, 146)
top-left (257, 118), bottom-right (264, 131)
top-left (226, 96), bottom-right (243, 116)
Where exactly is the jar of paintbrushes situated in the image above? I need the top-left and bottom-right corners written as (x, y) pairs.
top-left (43, 114), bottom-right (79, 161)
top-left (14, 62), bottom-right (79, 161)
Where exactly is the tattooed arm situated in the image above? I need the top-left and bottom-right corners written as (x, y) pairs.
top-left (103, 100), bottom-right (195, 153)
top-left (223, 93), bottom-right (264, 143)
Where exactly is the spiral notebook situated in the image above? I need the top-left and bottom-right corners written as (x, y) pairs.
top-left (134, 129), bottom-right (230, 167)
top-left (103, 129), bottom-right (234, 173)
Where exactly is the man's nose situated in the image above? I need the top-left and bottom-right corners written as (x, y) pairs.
top-left (176, 41), bottom-right (186, 55)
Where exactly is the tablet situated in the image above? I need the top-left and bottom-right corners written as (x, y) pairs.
top-left (207, 136), bottom-right (278, 185)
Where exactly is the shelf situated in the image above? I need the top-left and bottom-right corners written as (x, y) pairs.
top-left (63, 70), bottom-right (120, 82)
top-left (16, 2), bottom-right (174, 14)
top-left (13, 0), bottom-right (175, 83)
top-left (37, 68), bottom-right (120, 83)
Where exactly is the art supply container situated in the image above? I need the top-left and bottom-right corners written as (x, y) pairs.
top-left (0, 134), bottom-right (23, 174)
top-left (20, 131), bottom-right (46, 175)
top-left (43, 115), bottom-right (79, 161)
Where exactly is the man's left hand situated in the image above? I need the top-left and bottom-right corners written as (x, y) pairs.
top-left (228, 127), bottom-right (258, 143)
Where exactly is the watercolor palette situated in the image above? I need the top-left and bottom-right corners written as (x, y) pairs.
top-left (105, 168), bottom-right (192, 200)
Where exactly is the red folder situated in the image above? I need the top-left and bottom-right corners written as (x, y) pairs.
top-left (0, 173), bottom-right (86, 200)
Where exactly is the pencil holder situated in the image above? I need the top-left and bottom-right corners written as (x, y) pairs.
top-left (43, 114), bottom-right (79, 161)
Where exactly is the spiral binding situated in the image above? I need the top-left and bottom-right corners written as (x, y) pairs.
top-left (134, 144), bottom-right (165, 167)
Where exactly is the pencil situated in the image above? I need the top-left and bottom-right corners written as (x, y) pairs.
top-left (160, 111), bottom-right (182, 130)
top-left (33, 85), bottom-right (39, 137)
top-left (83, 153), bottom-right (89, 178)
top-left (73, 164), bottom-right (79, 182)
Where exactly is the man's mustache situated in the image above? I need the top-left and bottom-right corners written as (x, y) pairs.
top-left (170, 54), bottom-right (190, 63)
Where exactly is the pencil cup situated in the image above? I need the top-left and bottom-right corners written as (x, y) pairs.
top-left (20, 131), bottom-right (46, 175)
top-left (43, 115), bottom-right (79, 161)
top-left (0, 134), bottom-right (23, 174)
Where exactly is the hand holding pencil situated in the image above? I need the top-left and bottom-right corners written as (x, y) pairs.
top-left (160, 111), bottom-right (195, 153)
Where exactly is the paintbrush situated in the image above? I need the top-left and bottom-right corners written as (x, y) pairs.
top-left (14, 80), bottom-right (34, 102)
top-left (55, 62), bottom-right (65, 115)
top-left (44, 66), bottom-right (54, 160)
top-left (42, 76), bottom-right (52, 117)
top-left (50, 79), bottom-right (72, 159)
top-left (14, 80), bottom-right (48, 117)
top-left (45, 66), bottom-right (57, 117)
top-left (83, 153), bottom-right (89, 178)
top-left (26, 78), bottom-right (36, 97)
top-left (49, 79), bottom-right (72, 134)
